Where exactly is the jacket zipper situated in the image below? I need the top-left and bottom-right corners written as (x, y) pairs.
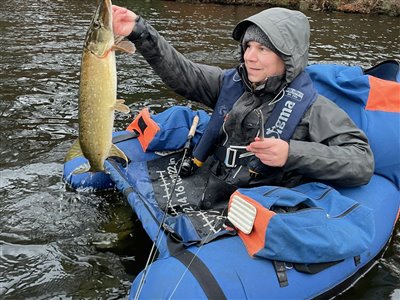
top-left (263, 187), bottom-right (284, 197)
top-left (330, 203), bottom-right (361, 219)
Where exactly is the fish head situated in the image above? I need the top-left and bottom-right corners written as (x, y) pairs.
top-left (84, 0), bottom-right (114, 58)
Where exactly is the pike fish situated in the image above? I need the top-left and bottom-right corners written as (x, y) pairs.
top-left (65, 0), bottom-right (135, 173)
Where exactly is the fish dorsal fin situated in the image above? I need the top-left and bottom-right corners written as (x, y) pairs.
top-left (113, 36), bottom-right (136, 54)
top-left (115, 99), bottom-right (131, 113)
top-left (65, 139), bottom-right (83, 162)
top-left (108, 144), bottom-right (129, 166)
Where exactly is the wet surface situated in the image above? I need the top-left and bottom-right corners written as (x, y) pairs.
top-left (1, 0), bottom-right (399, 298)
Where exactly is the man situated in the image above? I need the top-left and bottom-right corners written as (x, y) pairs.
top-left (112, 6), bottom-right (374, 208)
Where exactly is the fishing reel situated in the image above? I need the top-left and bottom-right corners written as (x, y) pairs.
top-left (179, 156), bottom-right (198, 177)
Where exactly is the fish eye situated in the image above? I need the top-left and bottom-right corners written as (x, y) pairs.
top-left (93, 20), bottom-right (101, 29)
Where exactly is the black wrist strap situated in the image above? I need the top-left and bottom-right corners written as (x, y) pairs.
top-left (127, 15), bottom-right (146, 42)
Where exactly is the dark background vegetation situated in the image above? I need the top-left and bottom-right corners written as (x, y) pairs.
top-left (168, 0), bottom-right (400, 16)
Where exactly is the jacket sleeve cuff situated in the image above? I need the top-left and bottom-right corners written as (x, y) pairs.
top-left (284, 139), bottom-right (303, 171)
top-left (127, 16), bottom-right (146, 42)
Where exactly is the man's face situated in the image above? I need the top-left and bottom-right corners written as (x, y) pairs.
top-left (243, 41), bottom-right (285, 84)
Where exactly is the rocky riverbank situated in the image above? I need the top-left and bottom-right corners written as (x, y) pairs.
top-left (168, 0), bottom-right (400, 16)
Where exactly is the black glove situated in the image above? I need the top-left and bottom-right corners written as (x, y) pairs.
top-left (179, 157), bottom-right (198, 177)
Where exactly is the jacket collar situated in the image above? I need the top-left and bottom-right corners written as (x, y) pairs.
top-left (237, 63), bottom-right (286, 98)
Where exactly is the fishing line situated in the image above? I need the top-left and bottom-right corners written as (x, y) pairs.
top-left (167, 205), bottom-right (229, 300)
top-left (134, 115), bottom-right (200, 300)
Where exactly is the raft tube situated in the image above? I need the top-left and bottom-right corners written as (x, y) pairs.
top-left (63, 61), bottom-right (400, 299)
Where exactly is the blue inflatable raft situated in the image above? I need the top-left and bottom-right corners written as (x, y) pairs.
top-left (64, 61), bottom-right (400, 299)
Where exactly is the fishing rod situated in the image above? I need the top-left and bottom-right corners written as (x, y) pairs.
top-left (134, 114), bottom-right (200, 300)
top-left (168, 109), bottom-right (266, 298)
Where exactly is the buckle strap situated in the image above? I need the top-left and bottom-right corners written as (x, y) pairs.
top-left (215, 145), bottom-right (250, 168)
top-left (273, 261), bottom-right (289, 288)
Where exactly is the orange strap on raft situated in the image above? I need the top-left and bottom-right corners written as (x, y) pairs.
top-left (126, 108), bottom-right (160, 152)
top-left (366, 76), bottom-right (400, 112)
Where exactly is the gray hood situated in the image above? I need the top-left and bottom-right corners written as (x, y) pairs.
top-left (233, 7), bottom-right (310, 83)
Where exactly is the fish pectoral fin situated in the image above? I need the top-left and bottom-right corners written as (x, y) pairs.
top-left (65, 139), bottom-right (83, 162)
top-left (114, 99), bottom-right (131, 113)
top-left (114, 35), bottom-right (124, 44)
top-left (108, 144), bottom-right (129, 166)
top-left (113, 39), bottom-right (136, 54)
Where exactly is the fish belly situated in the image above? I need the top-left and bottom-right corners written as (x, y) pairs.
top-left (78, 50), bottom-right (117, 171)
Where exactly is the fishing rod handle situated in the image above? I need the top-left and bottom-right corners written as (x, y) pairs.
top-left (188, 115), bottom-right (200, 139)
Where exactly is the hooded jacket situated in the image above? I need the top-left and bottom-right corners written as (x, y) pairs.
top-left (233, 8), bottom-right (310, 84)
top-left (127, 8), bottom-right (374, 187)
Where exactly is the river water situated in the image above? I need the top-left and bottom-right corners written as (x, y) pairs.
top-left (1, 0), bottom-right (399, 298)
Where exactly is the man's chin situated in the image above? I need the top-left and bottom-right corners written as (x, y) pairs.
top-left (248, 75), bottom-right (262, 83)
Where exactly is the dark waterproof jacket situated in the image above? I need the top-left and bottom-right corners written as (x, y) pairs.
top-left (127, 8), bottom-right (374, 187)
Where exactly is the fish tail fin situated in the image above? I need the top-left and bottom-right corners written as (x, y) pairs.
top-left (108, 144), bottom-right (129, 166)
top-left (65, 139), bottom-right (93, 174)
top-left (65, 139), bottom-right (83, 162)
top-left (73, 162), bottom-right (92, 174)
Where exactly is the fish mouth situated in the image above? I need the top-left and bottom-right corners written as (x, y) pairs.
top-left (84, 0), bottom-right (114, 57)
top-left (98, 0), bottom-right (113, 30)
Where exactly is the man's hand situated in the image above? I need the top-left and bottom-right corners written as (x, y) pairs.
top-left (246, 137), bottom-right (289, 167)
top-left (112, 5), bottom-right (137, 37)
